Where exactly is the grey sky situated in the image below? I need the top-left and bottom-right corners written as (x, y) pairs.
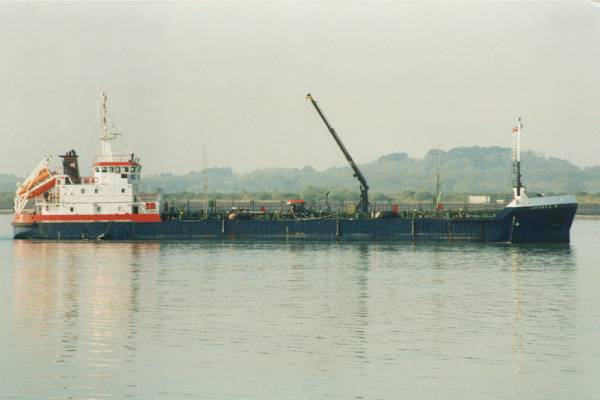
top-left (1, 1), bottom-right (599, 176)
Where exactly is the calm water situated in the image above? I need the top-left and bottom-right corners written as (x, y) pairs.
top-left (1, 214), bottom-right (599, 399)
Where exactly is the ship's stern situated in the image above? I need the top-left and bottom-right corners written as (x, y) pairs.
top-left (12, 213), bottom-right (39, 239)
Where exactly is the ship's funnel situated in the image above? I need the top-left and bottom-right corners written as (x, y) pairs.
top-left (60, 149), bottom-right (80, 184)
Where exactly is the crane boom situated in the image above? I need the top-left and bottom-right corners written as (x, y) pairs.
top-left (306, 93), bottom-right (370, 212)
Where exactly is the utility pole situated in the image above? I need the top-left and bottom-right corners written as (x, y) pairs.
top-left (434, 144), bottom-right (443, 210)
top-left (202, 145), bottom-right (208, 215)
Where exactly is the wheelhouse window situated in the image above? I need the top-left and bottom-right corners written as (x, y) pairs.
top-left (95, 167), bottom-right (100, 172)
top-left (101, 167), bottom-right (107, 172)
top-left (108, 166), bottom-right (114, 172)
top-left (116, 167), bottom-right (121, 173)
top-left (94, 188), bottom-right (99, 194)
top-left (123, 166), bottom-right (129, 172)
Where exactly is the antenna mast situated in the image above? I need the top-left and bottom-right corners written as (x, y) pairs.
top-left (511, 117), bottom-right (526, 201)
top-left (98, 92), bottom-right (118, 158)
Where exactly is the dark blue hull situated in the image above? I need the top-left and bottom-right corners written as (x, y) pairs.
top-left (496, 202), bottom-right (577, 243)
top-left (13, 203), bottom-right (577, 243)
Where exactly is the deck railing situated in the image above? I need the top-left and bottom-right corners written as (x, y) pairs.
top-left (93, 154), bottom-right (136, 163)
top-left (161, 199), bottom-right (600, 216)
top-left (2, 197), bottom-right (600, 216)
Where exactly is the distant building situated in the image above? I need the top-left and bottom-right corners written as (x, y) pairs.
top-left (468, 195), bottom-right (491, 204)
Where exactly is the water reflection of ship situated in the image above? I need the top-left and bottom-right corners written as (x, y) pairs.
top-left (282, 242), bottom-right (371, 389)
top-left (11, 241), bottom-right (160, 369)
top-left (510, 248), bottom-right (524, 395)
top-left (509, 244), bottom-right (575, 395)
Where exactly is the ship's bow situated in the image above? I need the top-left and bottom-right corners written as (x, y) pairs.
top-left (496, 196), bottom-right (578, 243)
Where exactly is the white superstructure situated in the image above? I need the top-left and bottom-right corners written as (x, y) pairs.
top-left (14, 93), bottom-right (160, 223)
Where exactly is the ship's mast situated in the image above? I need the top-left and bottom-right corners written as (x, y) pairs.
top-left (98, 92), bottom-right (117, 158)
top-left (511, 117), bottom-right (526, 201)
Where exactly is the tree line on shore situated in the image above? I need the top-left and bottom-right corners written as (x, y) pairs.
top-left (2, 146), bottom-right (600, 205)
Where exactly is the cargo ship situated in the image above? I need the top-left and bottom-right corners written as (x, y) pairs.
top-left (12, 93), bottom-right (577, 242)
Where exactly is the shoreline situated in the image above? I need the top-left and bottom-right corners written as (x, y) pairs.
top-left (575, 215), bottom-right (600, 220)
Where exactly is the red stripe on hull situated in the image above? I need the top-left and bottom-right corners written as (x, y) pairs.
top-left (13, 213), bottom-right (161, 223)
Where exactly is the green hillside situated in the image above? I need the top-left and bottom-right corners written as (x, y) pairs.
top-left (2, 147), bottom-right (599, 206)
top-left (138, 146), bottom-right (600, 197)
top-left (0, 174), bottom-right (19, 192)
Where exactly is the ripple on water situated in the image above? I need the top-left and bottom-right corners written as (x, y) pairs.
top-left (0, 217), bottom-right (600, 399)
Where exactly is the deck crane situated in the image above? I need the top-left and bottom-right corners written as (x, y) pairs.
top-left (306, 93), bottom-right (370, 213)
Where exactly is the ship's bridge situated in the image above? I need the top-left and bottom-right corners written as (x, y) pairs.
top-left (92, 154), bottom-right (142, 186)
